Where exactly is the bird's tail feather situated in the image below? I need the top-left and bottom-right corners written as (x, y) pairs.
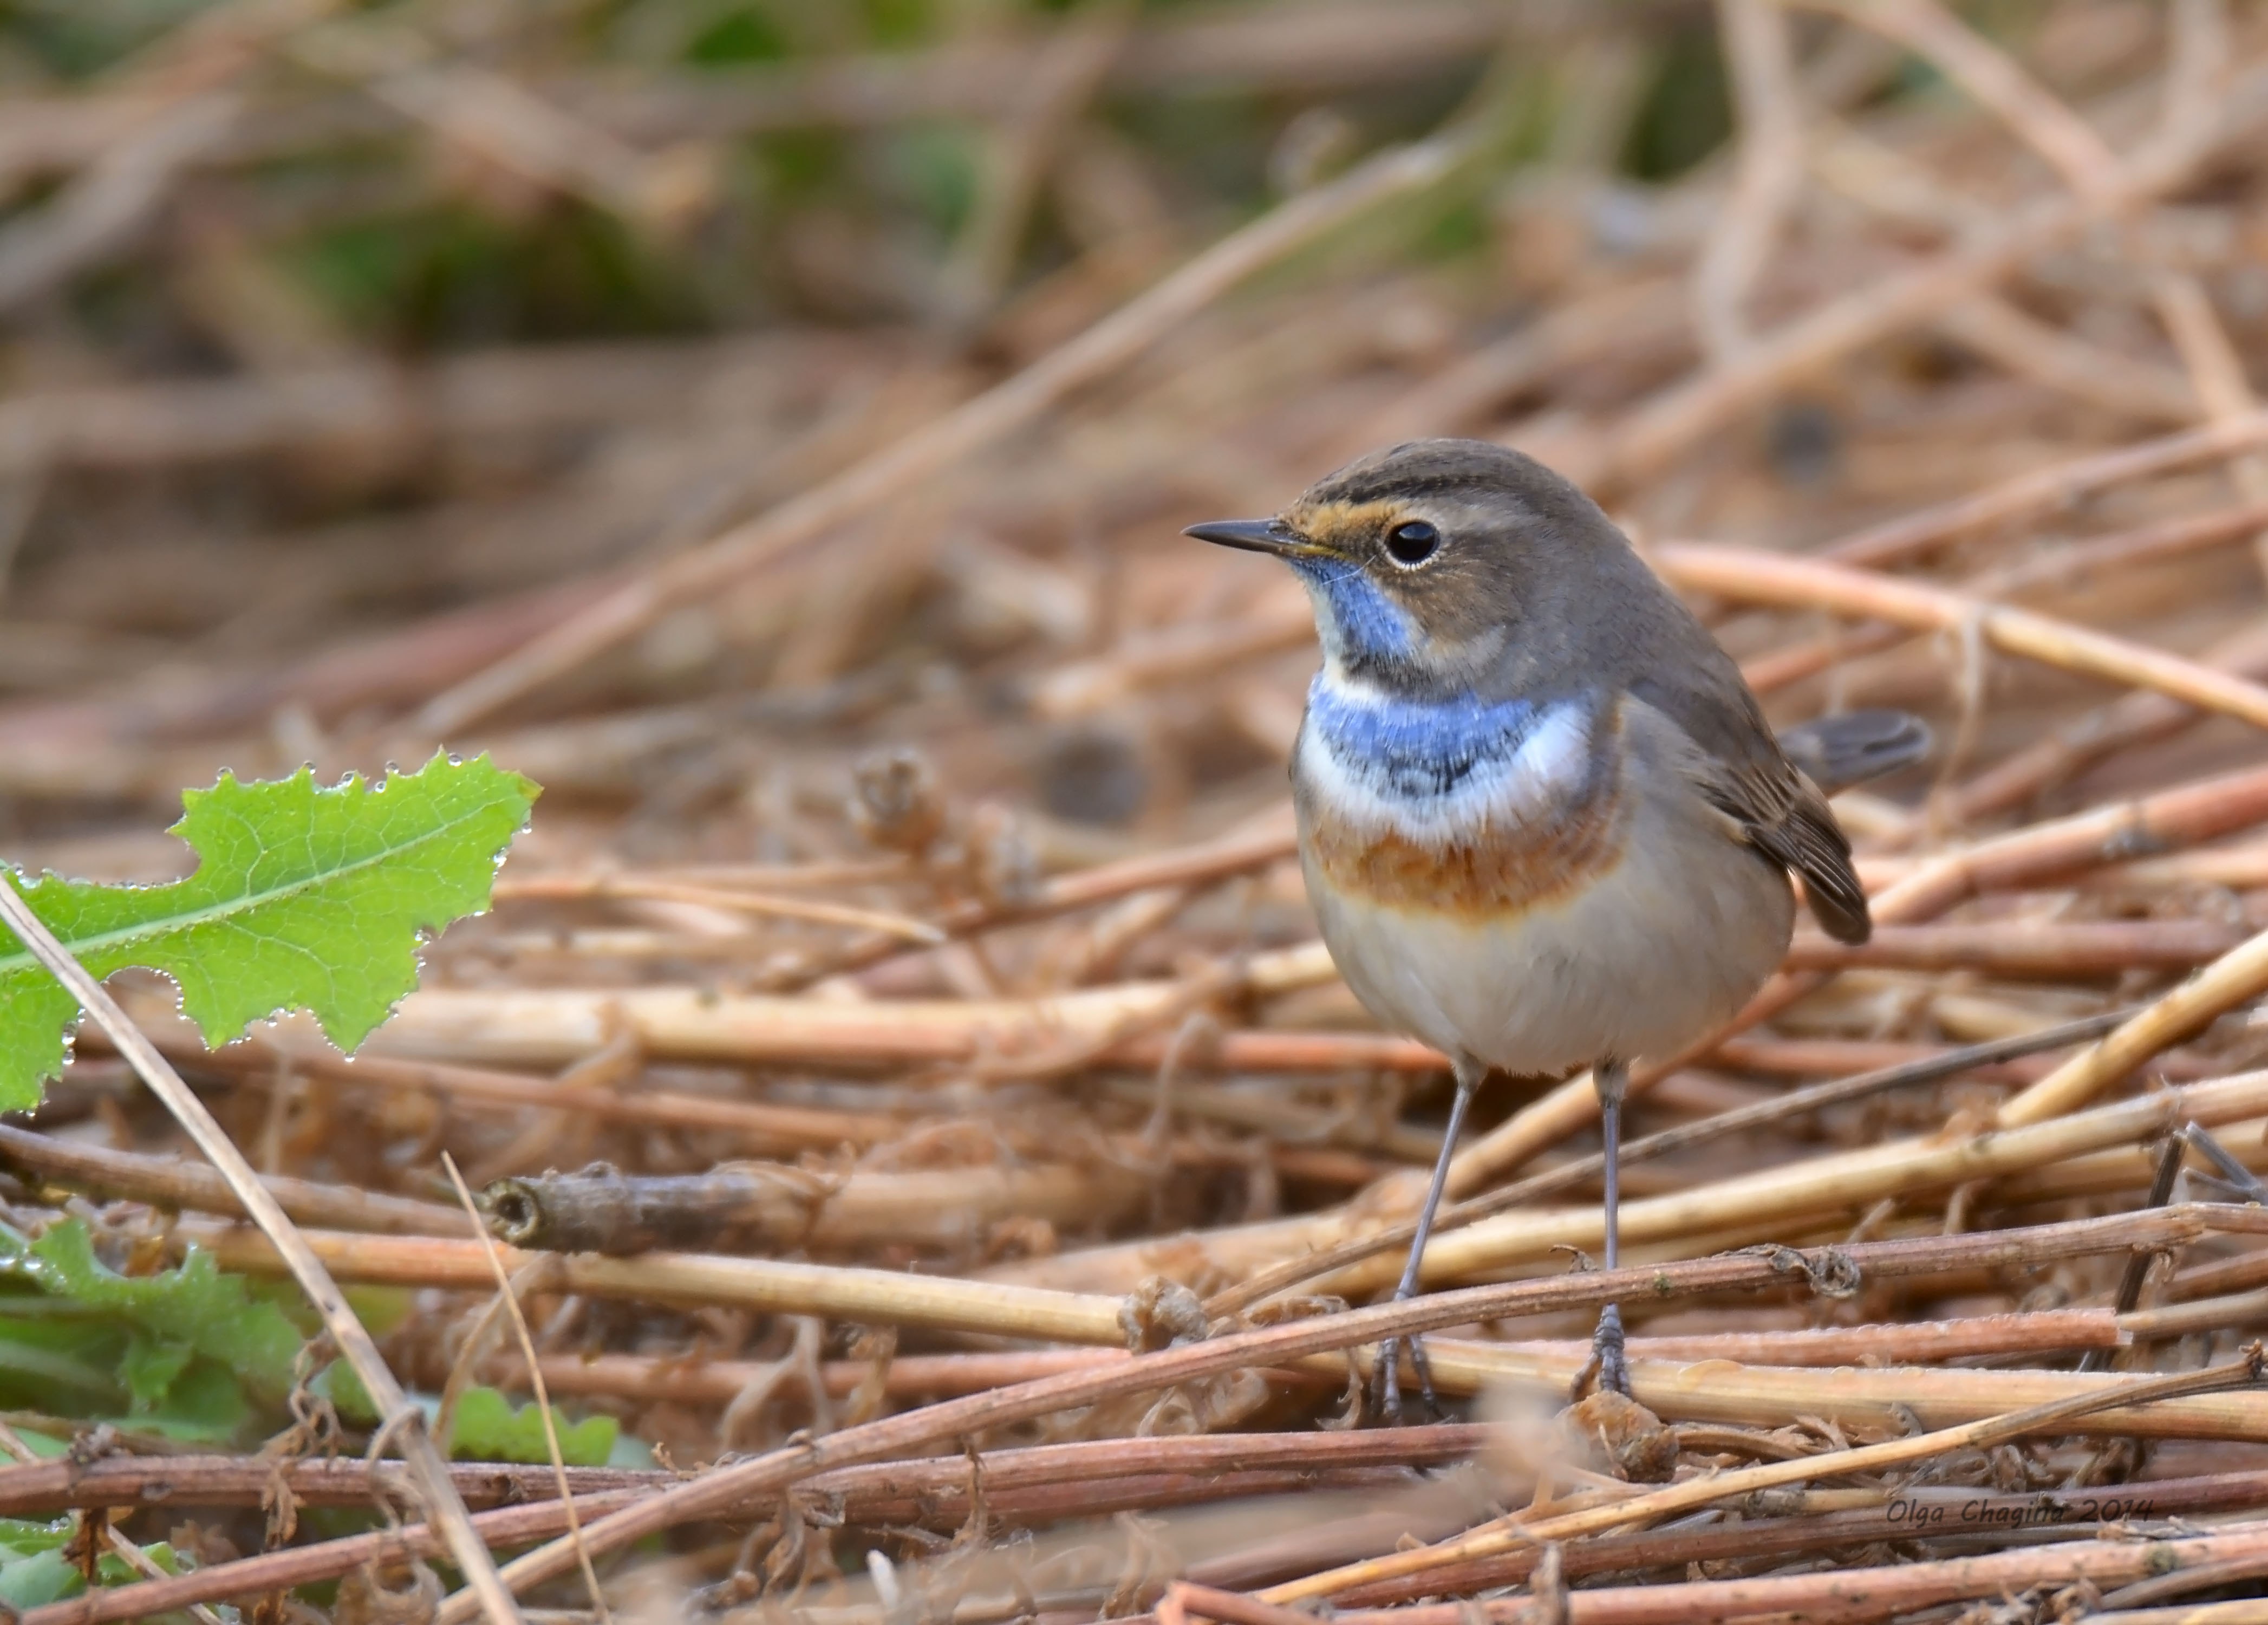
top-left (1777, 709), bottom-right (1931, 796)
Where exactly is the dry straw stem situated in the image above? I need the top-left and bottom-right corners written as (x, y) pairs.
top-left (514, 1309), bottom-right (2123, 1412)
top-left (472, 1154), bottom-right (1153, 1254)
top-left (768, 810), bottom-right (1300, 989)
top-left (1401, 1067), bottom-right (2268, 1296)
top-left (1008, 1066), bottom-right (2268, 1298)
top-left (1313, 1523), bottom-right (2268, 1625)
top-left (1657, 543), bottom-right (2268, 731)
top-left (1205, 1009), bottom-right (2129, 1315)
top-left (1265, 1354), bottom-right (2268, 1604)
top-left (1692, 0), bottom-right (1803, 362)
top-left (491, 872), bottom-right (945, 942)
top-left (1933, 601), bottom-right (2268, 834)
top-left (287, 22), bottom-right (699, 230)
top-left (51, 1208), bottom-right (2243, 1625)
top-left (0, 886), bottom-right (525, 1624)
top-left (1028, 595), bottom-right (1314, 720)
top-left (1417, 1341), bottom-right (2268, 1441)
top-left (1935, 293), bottom-right (2200, 425)
top-left (524, 1347), bottom-right (1131, 1407)
top-left (0, 1120), bottom-right (471, 1236)
top-left (1744, 496), bottom-right (2268, 695)
top-left (1, 0), bottom-right (1530, 170)
top-left (6, 1427), bottom-right (1493, 1622)
top-left (166, 1024), bottom-right (1363, 1189)
top-left (158, 1031), bottom-right (914, 1156)
top-left (1, 1423), bottom-right (1489, 1521)
top-left (0, 1421), bottom-right (229, 1625)
top-left (350, 974), bottom-right (1438, 1075)
top-left (412, 122), bottom-right (1489, 735)
top-left (1314, 1474), bottom-right (2268, 1609)
top-left (174, 1219), bottom-right (1130, 1343)
top-left (0, 92), bottom-right (242, 316)
top-left (1483, 1308), bottom-right (2122, 1365)
top-left (1789, 917), bottom-right (2254, 976)
top-left (2001, 924), bottom-right (2268, 1126)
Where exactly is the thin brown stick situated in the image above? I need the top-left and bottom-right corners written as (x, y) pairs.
top-left (442, 1154), bottom-right (609, 1624)
top-left (490, 873), bottom-right (944, 942)
top-left (1745, 497), bottom-right (2268, 696)
top-left (8, 1427), bottom-right (1493, 1621)
top-left (1694, 0), bottom-right (1807, 361)
top-left (172, 1219), bottom-right (1131, 1342)
top-left (2001, 924), bottom-right (2268, 1124)
top-left (1657, 543), bottom-right (2268, 731)
top-left (0, 1121), bottom-right (471, 1236)
top-left (1203, 1007), bottom-right (2128, 1316)
top-left (1322, 1522), bottom-right (2268, 1624)
top-left (1266, 1354), bottom-right (2268, 1603)
top-left (0, 1421), bottom-right (228, 1625)
top-left (1317, 1470), bottom-right (2268, 1610)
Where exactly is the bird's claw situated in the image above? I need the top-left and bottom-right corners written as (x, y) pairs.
top-left (1371, 1334), bottom-right (1444, 1425)
top-left (1586, 1303), bottom-right (1632, 1400)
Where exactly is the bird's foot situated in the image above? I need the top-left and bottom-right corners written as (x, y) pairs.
top-left (1574, 1303), bottom-right (1632, 1401)
top-left (1370, 1333), bottom-right (1443, 1426)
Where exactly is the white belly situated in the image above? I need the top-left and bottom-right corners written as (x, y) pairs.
top-left (1303, 768), bottom-right (1793, 1076)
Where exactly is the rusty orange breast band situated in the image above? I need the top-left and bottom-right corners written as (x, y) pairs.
top-left (1299, 772), bottom-right (1628, 920)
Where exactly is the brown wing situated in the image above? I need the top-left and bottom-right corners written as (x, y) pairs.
top-left (1628, 673), bottom-right (1872, 946)
top-left (1715, 758), bottom-right (1871, 945)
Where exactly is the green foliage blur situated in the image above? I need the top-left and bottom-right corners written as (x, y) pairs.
top-left (0, 0), bottom-right (1769, 359)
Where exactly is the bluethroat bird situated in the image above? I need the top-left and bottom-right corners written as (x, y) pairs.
top-left (1185, 439), bottom-right (1927, 1418)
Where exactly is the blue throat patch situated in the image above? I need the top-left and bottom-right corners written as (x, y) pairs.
top-left (1306, 677), bottom-right (1542, 799)
top-left (1288, 557), bottom-right (1415, 661)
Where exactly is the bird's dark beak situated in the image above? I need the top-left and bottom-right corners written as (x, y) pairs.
top-left (1182, 518), bottom-right (1307, 556)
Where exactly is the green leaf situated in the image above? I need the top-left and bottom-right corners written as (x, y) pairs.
top-left (448, 1386), bottom-right (618, 1467)
top-left (321, 1365), bottom-right (620, 1466)
top-left (0, 752), bottom-right (539, 1110)
top-left (0, 1518), bottom-right (192, 1615)
top-left (0, 1221), bottom-right (302, 1406)
top-left (119, 1332), bottom-right (193, 1409)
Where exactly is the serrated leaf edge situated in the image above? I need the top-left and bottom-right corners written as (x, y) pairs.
top-left (0, 751), bottom-right (536, 983)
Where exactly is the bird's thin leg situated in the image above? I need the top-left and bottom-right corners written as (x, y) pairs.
top-left (1375, 1058), bottom-right (1483, 1423)
top-left (1588, 1056), bottom-right (1633, 1399)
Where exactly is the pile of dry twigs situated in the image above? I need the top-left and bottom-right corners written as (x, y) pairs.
top-left (14, 0), bottom-right (2268, 1620)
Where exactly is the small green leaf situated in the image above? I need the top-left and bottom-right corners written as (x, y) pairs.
top-left (0, 1221), bottom-right (301, 1405)
top-left (449, 1386), bottom-right (619, 1467)
top-left (0, 1518), bottom-right (188, 1613)
top-left (0, 752), bottom-right (539, 1109)
top-left (118, 1332), bottom-right (193, 1408)
top-left (321, 1365), bottom-right (619, 1466)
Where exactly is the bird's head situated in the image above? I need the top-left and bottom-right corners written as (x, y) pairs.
top-left (1184, 438), bottom-right (1627, 693)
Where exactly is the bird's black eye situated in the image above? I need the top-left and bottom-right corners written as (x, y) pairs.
top-left (1385, 519), bottom-right (1440, 567)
